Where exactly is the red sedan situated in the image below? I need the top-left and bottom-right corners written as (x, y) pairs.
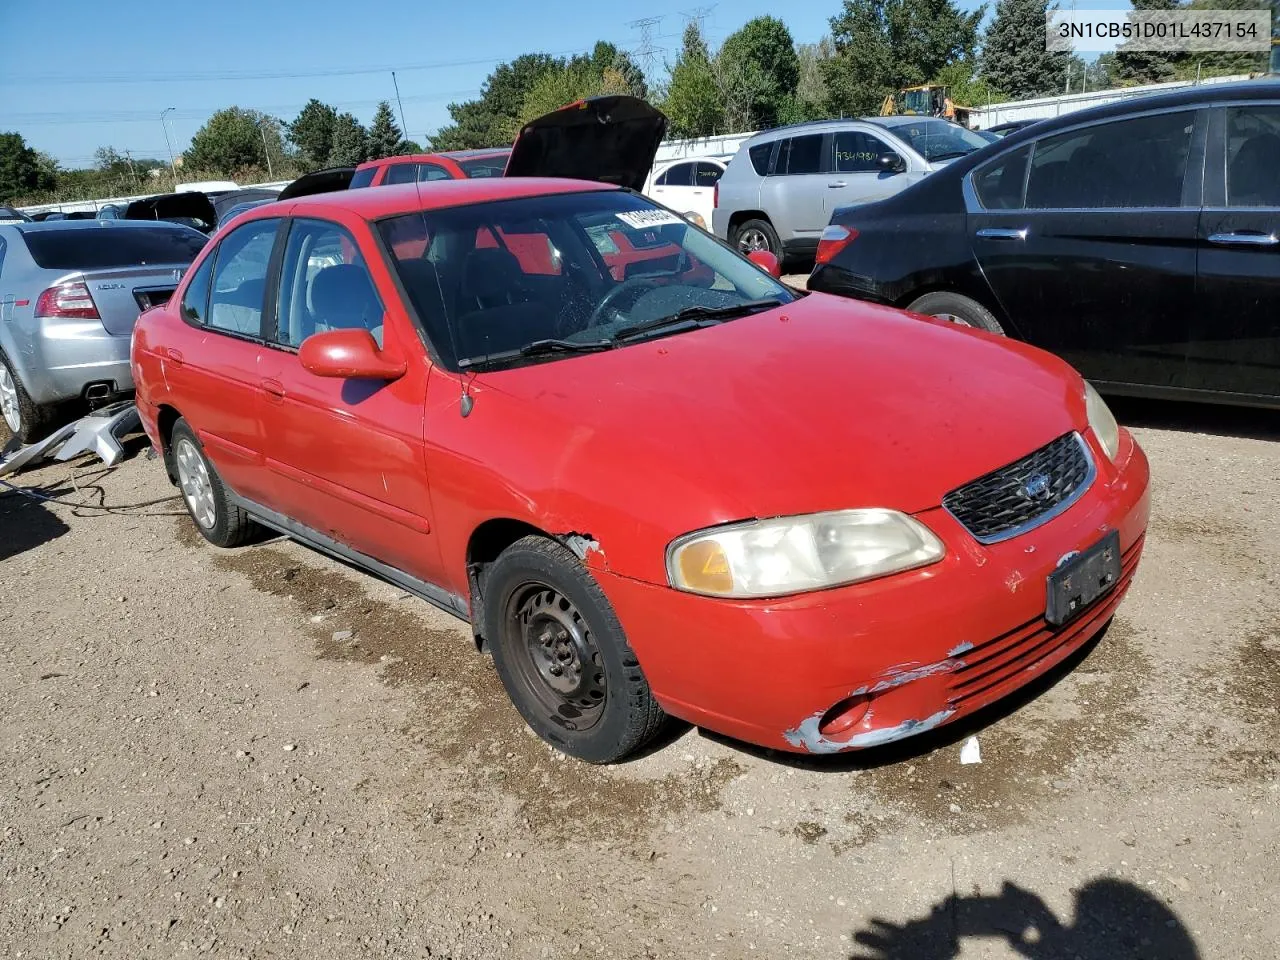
top-left (349, 148), bottom-right (512, 189)
top-left (131, 98), bottom-right (1149, 763)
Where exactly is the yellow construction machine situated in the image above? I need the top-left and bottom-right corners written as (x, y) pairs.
top-left (879, 85), bottom-right (972, 128)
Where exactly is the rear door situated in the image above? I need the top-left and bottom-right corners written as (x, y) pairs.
top-left (759, 133), bottom-right (829, 250)
top-left (1188, 101), bottom-right (1280, 402)
top-left (165, 217), bottom-right (283, 504)
top-left (968, 107), bottom-right (1204, 388)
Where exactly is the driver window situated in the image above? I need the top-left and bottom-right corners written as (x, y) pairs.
top-left (274, 219), bottom-right (384, 349)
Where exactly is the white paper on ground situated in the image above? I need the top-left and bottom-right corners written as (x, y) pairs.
top-left (960, 736), bottom-right (982, 765)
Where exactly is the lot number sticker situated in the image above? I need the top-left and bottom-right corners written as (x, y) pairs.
top-left (616, 210), bottom-right (684, 229)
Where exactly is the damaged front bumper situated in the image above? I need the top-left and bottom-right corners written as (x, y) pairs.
top-left (594, 434), bottom-right (1150, 755)
top-left (0, 401), bottom-right (140, 477)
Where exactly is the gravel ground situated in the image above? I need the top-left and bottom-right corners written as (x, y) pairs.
top-left (1, 398), bottom-right (1277, 960)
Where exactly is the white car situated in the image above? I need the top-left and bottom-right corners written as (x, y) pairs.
top-left (643, 155), bottom-right (730, 230)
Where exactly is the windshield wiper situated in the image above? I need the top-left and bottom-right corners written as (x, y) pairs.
top-left (929, 150), bottom-right (973, 161)
top-left (458, 338), bottom-right (614, 370)
top-left (613, 298), bottom-right (785, 342)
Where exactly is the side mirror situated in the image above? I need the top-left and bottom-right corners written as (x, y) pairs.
top-left (747, 249), bottom-right (782, 279)
top-left (877, 152), bottom-right (907, 174)
top-left (299, 328), bottom-right (406, 381)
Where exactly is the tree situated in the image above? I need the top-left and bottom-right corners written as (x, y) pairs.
top-left (185, 107), bottom-right (282, 175)
top-left (933, 59), bottom-right (1003, 108)
top-left (823, 0), bottom-right (985, 116)
top-left (793, 37), bottom-right (836, 119)
top-left (0, 131), bottom-right (57, 203)
top-left (514, 46), bottom-right (642, 133)
top-left (714, 56), bottom-right (777, 132)
top-left (432, 53), bottom-right (561, 150)
top-left (717, 16), bottom-right (801, 127)
top-left (663, 23), bottom-right (727, 137)
top-left (327, 112), bottom-right (367, 166)
top-left (1113, 0), bottom-right (1182, 85)
top-left (288, 99), bottom-right (339, 171)
top-left (981, 0), bottom-right (1073, 99)
top-left (1175, 0), bottom-right (1270, 79)
top-left (366, 101), bottom-right (405, 160)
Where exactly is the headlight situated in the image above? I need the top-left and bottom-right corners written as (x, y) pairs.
top-left (1084, 381), bottom-right (1120, 461)
top-left (685, 212), bottom-right (707, 229)
top-left (667, 509), bottom-right (945, 599)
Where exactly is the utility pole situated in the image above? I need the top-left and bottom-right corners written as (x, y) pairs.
top-left (391, 71), bottom-right (409, 143)
top-left (259, 122), bottom-right (274, 178)
top-left (160, 107), bottom-right (177, 180)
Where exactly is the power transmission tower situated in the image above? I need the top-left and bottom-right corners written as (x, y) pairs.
top-left (628, 16), bottom-right (662, 77)
top-left (682, 4), bottom-right (716, 36)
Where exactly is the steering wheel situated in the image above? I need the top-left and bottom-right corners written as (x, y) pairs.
top-left (586, 277), bottom-right (665, 329)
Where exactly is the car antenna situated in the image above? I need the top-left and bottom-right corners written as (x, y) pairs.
top-left (408, 157), bottom-right (473, 418)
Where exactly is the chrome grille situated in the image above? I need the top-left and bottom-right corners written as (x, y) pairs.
top-left (943, 433), bottom-right (1093, 543)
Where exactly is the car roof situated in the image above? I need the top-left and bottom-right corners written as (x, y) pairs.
top-left (868, 115), bottom-right (958, 129)
top-left (358, 147), bottom-right (512, 169)
top-left (12, 218), bottom-right (203, 235)
top-left (266, 177), bottom-right (616, 220)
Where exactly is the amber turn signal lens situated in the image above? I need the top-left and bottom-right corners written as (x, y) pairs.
top-left (677, 540), bottom-right (734, 595)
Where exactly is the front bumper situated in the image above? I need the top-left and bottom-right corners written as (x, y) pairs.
top-left (9, 315), bottom-right (133, 405)
top-left (597, 430), bottom-right (1151, 754)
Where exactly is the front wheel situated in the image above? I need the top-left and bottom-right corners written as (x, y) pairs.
top-left (484, 535), bottom-right (665, 763)
top-left (905, 291), bottom-right (1005, 334)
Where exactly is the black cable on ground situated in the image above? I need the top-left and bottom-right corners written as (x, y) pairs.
top-left (0, 472), bottom-right (185, 517)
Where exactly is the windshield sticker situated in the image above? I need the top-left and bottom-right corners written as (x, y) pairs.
top-left (616, 210), bottom-right (684, 230)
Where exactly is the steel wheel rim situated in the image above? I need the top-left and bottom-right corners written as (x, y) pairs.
top-left (505, 582), bottom-right (606, 731)
top-left (933, 312), bottom-right (972, 327)
top-left (174, 437), bottom-right (217, 530)
top-left (0, 363), bottom-right (20, 434)
top-left (737, 228), bottom-right (770, 253)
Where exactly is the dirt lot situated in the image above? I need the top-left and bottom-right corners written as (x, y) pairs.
top-left (1, 399), bottom-right (1278, 960)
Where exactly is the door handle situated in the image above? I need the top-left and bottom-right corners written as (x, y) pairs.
top-left (164, 347), bottom-right (184, 364)
top-left (1208, 231), bottom-right (1278, 247)
top-left (260, 378), bottom-right (285, 401)
top-left (827, 181), bottom-right (848, 188)
top-left (976, 227), bottom-right (1029, 241)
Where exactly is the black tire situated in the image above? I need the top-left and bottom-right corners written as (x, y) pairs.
top-left (169, 418), bottom-right (256, 548)
top-left (905, 291), bottom-right (1005, 334)
top-left (484, 535), bottom-right (665, 763)
top-left (0, 348), bottom-right (58, 445)
top-left (732, 217), bottom-right (781, 259)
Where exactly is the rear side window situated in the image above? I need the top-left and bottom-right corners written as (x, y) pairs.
top-left (24, 226), bottom-right (207, 270)
top-left (1025, 111), bottom-right (1194, 209)
top-left (776, 135), bottom-right (824, 175)
top-left (973, 144), bottom-right (1032, 210)
top-left (180, 254), bottom-right (214, 325)
top-left (383, 162), bottom-right (418, 186)
top-left (207, 218), bottom-right (280, 337)
top-left (748, 141), bottom-right (773, 176)
top-left (695, 162), bottom-right (724, 186)
top-left (418, 163), bottom-right (451, 182)
top-left (459, 156), bottom-right (508, 178)
top-left (349, 167), bottom-right (377, 190)
top-left (0, 236), bottom-right (6, 277)
top-left (1225, 105), bottom-right (1280, 207)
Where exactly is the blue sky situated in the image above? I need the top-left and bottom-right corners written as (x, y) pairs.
top-left (1, 0), bottom-right (1120, 167)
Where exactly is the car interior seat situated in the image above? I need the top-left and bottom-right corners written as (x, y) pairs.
top-left (1229, 133), bottom-right (1280, 207)
top-left (309, 264), bottom-right (383, 344)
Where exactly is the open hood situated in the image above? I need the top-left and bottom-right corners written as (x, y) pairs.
top-left (125, 192), bottom-right (218, 233)
top-left (278, 166), bottom-right (355, 201)
top-left (505, 95), bottom-right (667, 192)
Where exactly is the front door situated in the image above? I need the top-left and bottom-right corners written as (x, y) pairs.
top-left (255, 216), bottom-right (443, 584)
top-left (825, 128), bottom-right (910, 213)
top-left (1188, 102), bottom-right (1280, 402)
top-left (968, 108), bottom-right (1204, 389)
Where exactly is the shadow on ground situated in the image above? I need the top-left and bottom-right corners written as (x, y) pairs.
top-left (847, 877), bottom-right (1199, 959)
top-left (1110, 395), bottom-right (1279, 441)
top-left (0, 492), bottom-right (70, 561)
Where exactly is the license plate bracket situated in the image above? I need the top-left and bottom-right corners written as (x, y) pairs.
top-left (1045, 530), bottom-right (1121, 627)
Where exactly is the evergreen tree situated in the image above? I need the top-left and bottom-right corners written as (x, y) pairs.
top-left (1114, 0), bottom-right (1183, 85)
top-left (982, 0), bottom-right (1073, 99)
top-left (327, 112), bottom-right (367, 166)
top-left (662, 23), bottom-right (727, 137)
top-left (288, 99), bottom-right (338, 171)
top-left (366, 101), bottom-right (404, 160)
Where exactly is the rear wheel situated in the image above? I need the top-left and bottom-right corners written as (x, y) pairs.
top-left (733, 218), bottom-right (781, 258)
top-left (170, 418), bottom-right (256, 548)
top-left (905, 291), bottom-right (1005, 334)
top-left (0, 349), bottom-right (56, 445)
top-left (485, 535), bottom-right (665, 764)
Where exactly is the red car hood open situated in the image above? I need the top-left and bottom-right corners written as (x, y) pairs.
top-left (478, 294), bottom-right (1087, 523)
